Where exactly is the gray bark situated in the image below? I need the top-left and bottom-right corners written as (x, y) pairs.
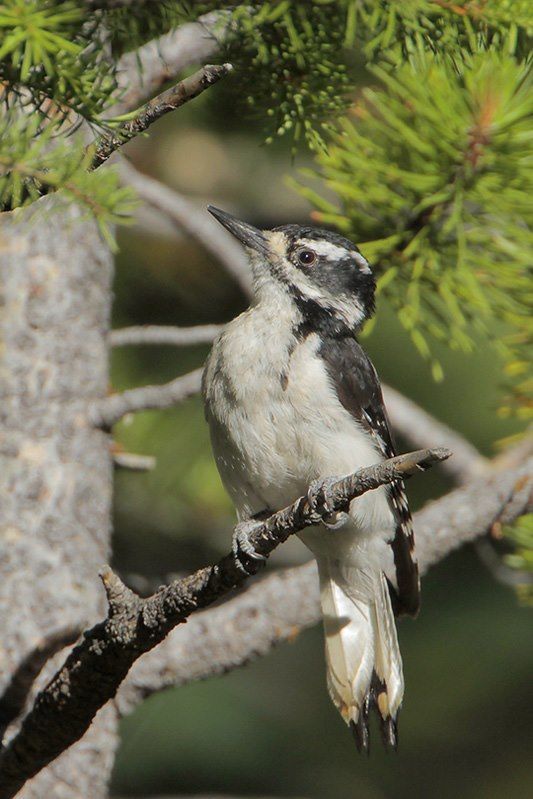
top-left (0, 197), bottom-right (116, 799)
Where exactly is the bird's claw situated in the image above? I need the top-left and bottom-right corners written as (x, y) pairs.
top-left (323, 511), bottom-right (351, 530)
top-left (232, 519), bottom-right (267, 574)
top-left (307, 476), bottom-right (348, 529)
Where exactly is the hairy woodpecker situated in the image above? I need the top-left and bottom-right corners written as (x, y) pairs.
top-left (202, 206), bottom-right (420, 752)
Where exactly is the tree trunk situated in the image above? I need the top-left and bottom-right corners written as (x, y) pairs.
top-left (0, 198), bottom-right (116, 798)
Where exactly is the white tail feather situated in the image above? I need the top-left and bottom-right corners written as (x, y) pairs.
top-left (317, 556), bottom-right (404, 745)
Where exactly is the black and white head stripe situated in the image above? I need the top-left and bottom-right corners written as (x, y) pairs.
top-left (267, 225), bottom-right (376, 333)
top-left (295, 237), bottom-right (371, 274)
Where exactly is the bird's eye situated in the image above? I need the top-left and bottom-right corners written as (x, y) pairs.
top-left (297, 249), bottom-right (316, 266)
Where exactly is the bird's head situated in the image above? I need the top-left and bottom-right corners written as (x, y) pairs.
top-left (208, 205), bottom-right (375, 334)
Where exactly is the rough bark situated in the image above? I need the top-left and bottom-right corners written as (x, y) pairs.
top-left (0, 197), bottom-right (115, 799)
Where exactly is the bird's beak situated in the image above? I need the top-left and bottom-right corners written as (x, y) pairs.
top-left (207, 206), bottom-right (269, 255)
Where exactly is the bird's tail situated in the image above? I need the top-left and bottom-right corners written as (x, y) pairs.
top-left (317, 556), bottom-right (404, 752)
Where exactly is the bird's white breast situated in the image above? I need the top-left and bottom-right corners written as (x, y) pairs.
top-left (203, 288), bottom-right (394, 551)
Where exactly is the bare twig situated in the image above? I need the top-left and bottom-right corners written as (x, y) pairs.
top-left (0, 449), bottom-right (448, 799)
top-left (118, 453), bottom-right (533, 714)
top-left (92, 64), bottom-right (233, 170)
top-left (109, 324), bottom-right (224, 348)
top-left (382, 384), bottom-right (487, 482)
top-left (3, 61), bottom-right (233, 210)
top-left (118, 160), bottom-right (253, 294)
top-left (112, 452), bottom-right (156, 471)
top-left (90, 368), bottom-right (203, 429)
top-left (113, 11), bottom-right (231, 115)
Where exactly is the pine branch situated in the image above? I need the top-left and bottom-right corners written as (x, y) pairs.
top-left (0, 63), bottom-right (233, 214)
top-left (91, 63), bottom-right (233, 169)
top-left (0, 448), bottom-right (449, 799)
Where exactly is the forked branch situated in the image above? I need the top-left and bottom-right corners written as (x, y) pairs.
top-left (0, 448), bottom-right (449, 799)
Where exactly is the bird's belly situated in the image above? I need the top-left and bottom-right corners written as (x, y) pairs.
top-left (208, 374), bottom-right (312, 517)
top-left (207, 337), bottom-right (393, 541)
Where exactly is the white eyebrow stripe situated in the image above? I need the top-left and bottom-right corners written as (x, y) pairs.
top-left (298, 239), bottom-right (347, 260)
top-left (298, 238), bottom-right (371, 272)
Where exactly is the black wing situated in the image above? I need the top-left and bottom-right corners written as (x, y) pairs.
top-left (318, 336), bottom-right (420, 617)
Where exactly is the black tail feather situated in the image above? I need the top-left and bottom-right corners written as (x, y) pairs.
top-left (350, 670), bottom-right (399, 754)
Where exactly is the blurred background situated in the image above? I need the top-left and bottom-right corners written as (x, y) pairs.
top-left (109, 86), bottom-right (531, 799)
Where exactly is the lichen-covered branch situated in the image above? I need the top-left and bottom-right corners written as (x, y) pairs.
top-left (0, 626), bottom-right (82, 742)
top-left (0, 448), bottom-right (448, 799)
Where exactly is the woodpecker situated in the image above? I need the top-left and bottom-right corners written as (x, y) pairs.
top-left (202, 206), bottom-right (420, 752)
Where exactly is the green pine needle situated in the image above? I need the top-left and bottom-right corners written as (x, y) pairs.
top-left (0, 111), bottom-right (138, 243)
top-left (296, 50), bottom-right (532, 415)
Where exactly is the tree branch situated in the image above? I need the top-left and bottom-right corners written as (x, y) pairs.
top-left (92, 64), bottom-right (233, 170)
top-left (113, 11), bottom-right (230, 116)
top-left (118, 160), bottom-right (253, 294)
top-left (90, 368), bottom-right (203, 429)
top-left (118, 453), bottom-right (533, 715)
top-left (112, 451), bottom-right (156, 471)
top-left (382, 384), bottom-right (487, 482)
top-left (109, 324), bottom-right (225, 348)
top-left (0, 449), bottom-right (448, 799)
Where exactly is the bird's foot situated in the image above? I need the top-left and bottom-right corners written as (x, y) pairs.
top-left (232, 519), bottom-right (267, 575)
top-left (307, 476), bottom-right (349, 529)
top-left (323, 511), bottom-right (351, 530)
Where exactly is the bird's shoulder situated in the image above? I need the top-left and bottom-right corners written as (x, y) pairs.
top-left (316, 334), bottom-right (393, 454)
